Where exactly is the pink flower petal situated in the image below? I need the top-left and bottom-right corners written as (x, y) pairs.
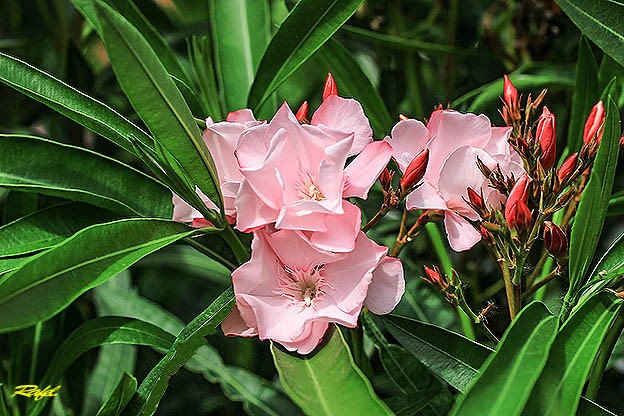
top-left (278, 320), bottom-right (329, 354)
top-left (234, 180), bottom-right (279, 232)
top-left (444, 211), bottom-right (482, 252)
top-left (386, 119), bottom-right (429, 171)
top-left (225, 108), bottom-right (258, 123)
top-left (343, 140), bottom-right (392, 199)
top-left (302, 200), bottom-right (362, 252)
top-left (404, 181), bottom-right (447, 211)
top-left (364, 256), bottom-right (405, 315)
top-left (221, 304), bottom-right (258, 337)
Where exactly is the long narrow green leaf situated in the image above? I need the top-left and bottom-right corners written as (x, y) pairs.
top-left (523, 291), bottom-right (623, 416)
top-left (315, 39), bottom-right (393, 136)
top-left (95, 2), bottom-right (223, 221)
top-left (189, 36), bottom-right (222, 120)
top-left (248, 0), bottom-right (364, 109)
top-left (0, 256), bottom-right (28, 276)
top-left (568, 36), bottom-right (599, 152)
top-left (380, 314), bottom-right (493, 392)
top-left (97, 372), bottom-right (137, 416)
top-left (210, 0), bottom-right (271, 112)
top-left (0, 219), bottom-right (198, 333)
top-left (450, 303), bottom-right (558, 416)
top-left (94, 280), bottom-right (301, 416)
top-left (272, 327), bottom-right (393, 416)
top-left (0, 135), bottom-right (173, 218)
top-left (126, 287), bottom-right (235, 415)
top-left (555, 0), bottom-right (624, 68)
top-left (28, 317), bottom-right (174, 416)
top-left (578, 230), bottom-right (624, 305)
top-left (0, 202), bottom-right (121, 258)
top-left (0, 52), bottom-right (151, 154)
top-left (565, 97), bottom-right (621, 310)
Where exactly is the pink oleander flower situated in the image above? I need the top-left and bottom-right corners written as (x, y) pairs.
top-left (172, 109), bottom-right (263, 225)
top-left (221, 228), bottom-right (404, 354)
top-left (235, 101), bottom-right (391, 252)
top-left (386, 109), bottom-right (525, 251)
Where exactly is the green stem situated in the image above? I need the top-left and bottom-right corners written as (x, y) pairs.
top-left (425, 223), bottom-right (477, 340)
top-left (185, 238), bottom-right (236, 270)
top-left (28, 322), bottom-right (42, 385)
top-left (586, 314), bottom-right (624, 399)
top-left (221, 225), bottom-right (249, 265)
top-left (458, 298), bottom-right (499, 344)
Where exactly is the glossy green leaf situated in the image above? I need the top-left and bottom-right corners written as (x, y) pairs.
top-left (248, 0), bottom-right (364, 109)
top-left (0, 202), bottom-right (121, 258)
top-left (568, 36), bottom-right (599, 153)
top-left (451, 302), bottom-right (558, 416)
top-left (608, 190), bottom-right (624, 216)
top-left (555, 0), bottom-right (624, 68)
top-left (210, 0), bottom-right (271, 112)
top-left (380, 314), bottom-right (493, 392)
top-left (385, 391), bottom-right (448, 416)
top-left (97, 372), bottom-right (137, 416)
top-left (27, 316), bottom-right (174, 416)
top-left (0, 219), bottom-right (198, 333)
top-left (126, 287), bottom-right (235, 415)
top-left (315, 39), bottom-right (393, 136)
top-left (95, 2), bottom-right (223, 221)
top-left (578, 397), bottom-right (618, 416)
top-left (189, 36), bottom-right (222, 120)
top-left (579, 230), bottom-right (624, 304)
top-left (523, 291), bottom-right (623, 416)
top-left (272, 327), bottom-right (392, 416)
top-left (94, 280), bottom-right (301, 416)
top-left (0, 256), bottom-right (28, 276)
top-left (0, 135), bottom-right (172, 218)
top-left (0, 52), bottom-right (152, 154)
top-left (565, 97), bottom-right (621, 312)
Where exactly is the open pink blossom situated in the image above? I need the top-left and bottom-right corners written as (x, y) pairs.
top-left (386, 109), bottom-right (525, 251)
top-left (172, 109), bottom-right (263, 225)
top-left (235, 102), bottom-right (391, 252)
top-left (221, 228), bottom-right (404, 354)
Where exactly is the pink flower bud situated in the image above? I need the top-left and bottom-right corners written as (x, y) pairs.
top-left (503, 74), bottom-right (518, 109)
top-left (400, 149), bottom-right (429, 192)
top-left (505, 173), bottom-right (532, 230)
top-left (557, 152), bottom-right (578, 184)
top-left (295, 101), bottom-right (309, 123)
top-left (583, 101), bottom-right (605, 146)
top-left (424, 265), bottom-right (448, 290)
top-left (537, 106), bottom-right (557, 169)
top-left (543, 221), bottom-right (568, 259)
top-left (322, 73), bottom-right (338, 101)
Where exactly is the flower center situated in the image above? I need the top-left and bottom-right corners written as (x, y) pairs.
top-left (276, 263), bottom-right (330, 308)
top-left (297, 172), bottom-right (326, 201)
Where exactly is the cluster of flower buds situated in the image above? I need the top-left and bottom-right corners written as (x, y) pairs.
top-left (423, 266), bottom-right (463, 306)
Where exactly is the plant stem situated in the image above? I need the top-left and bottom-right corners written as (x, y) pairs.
top-left (362, 205), bottom-right (392, 233)
top-left (501, 258), bottom-right (521, 320)
top-left (221, 225), bottom-right (249, 265)
top-left (458, 298), bottom-right (499, 344)
top-left (526, 250), bottom-right (550, 288)
top-left (522, 268), bottom-right (560, 300)
top-left (28, 322), bottom-right (42, 385)
top-left (185, 238), bottom-right (236, 270)
top-left (585, 314), bottom-right (624, 399)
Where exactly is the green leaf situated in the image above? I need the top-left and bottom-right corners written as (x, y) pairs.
top-left (608, 190), bottom-right (624, 216)
top-left (189, 36), bottom-right (222, 120)
top-left (380, 314), bottom-right (493, 392)
top-left (0, 135), bottom-right (173, 218)
top-left (568, 36), bottom-right (599, 153)
top-left (248, 0), bottom-right (364, 109)
top-left (0, 52), bottom-right (152, 154)
top-left (272, 326), bottom-right (392, 416)
top-left (27, 316), bottom-right (174, 416)
top-left (95, 2), bottom-right (223, 221)
top-left (126, 287), bottom-right (235, 415)
top-left (94, 280), bottom-right (301, 416)
top-left (0, 219), bottom-right (198, 333)
top-left (565, 97), bottom-right (621, 308)
top-left (523, 291), bottom-right (623, 416)
top-left (0, 202), bottom-right (121, 258)
top-left (555, 0), bottom-right (624, 68)
top-left (96, 372), bottom-right (137, 416)
top-left (315, 39), bottom-right (393, 137)
top-left (578, 397), bottom-right (618, 416)
top-left (578, 230), bottom-right (624, 304)
top-left (450, 302), bottom-right (558, 416)
top-left (0, 256), bottom-right (28, 276)
top-left (210, 0), bottom-right (271, 112)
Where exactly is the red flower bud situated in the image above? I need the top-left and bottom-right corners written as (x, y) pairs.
top-left (295, 100), bottom-right (309, 123)
top-left (379, 168), bottom-right (392, 191)
top-left (400, 149), bottom-right (429, 192)
top-left (583, 101), bottom-right (605, 146)
top-left (505, 173), bottom-right (532, 230)
top-left (543, 221), bottom-right (568, 259)
top-left (467, 187), bottom-right (485, 213)
top-left (537, 106), bottom-right (557, 169)
top-left (557, 152), bottom-right (578, 184)
top-left (503, 74), bottom-right (518, 109)
top-left (322, 73), bottom-right (338, 101)
top-left (424, 265), bottom-right (448, 290)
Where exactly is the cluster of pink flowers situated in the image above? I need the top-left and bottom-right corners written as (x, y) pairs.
top-left (173, 74), bottom-right (529, 353)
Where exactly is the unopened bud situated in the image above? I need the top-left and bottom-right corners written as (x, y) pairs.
top-left (423, 265), bottom-right (448, 291)
top-left (399, 114), bottom-right (409, 121)
top-left (583, 101), bottom-right (605, 146)
top-left (503, 75), bottom-right (519, 109)
top-left (379, 168), bottom-right (392, 191)
top-left (295, 101), bottom-right (309, 123)
top-left (466, 187), bottom-right (487, 216)
top-left (400, 149), bottom-right (429, 192)
top-left (557, 152), bottom-right (578, 184)
top-left (537, 107), bottom-right (557, 169)
top-left (322, 73), bottom-right (338, 101)
top-left (479, 224), bottom-right (495, 245)
top-left (505, 173), bottom-right (532, 230)
top-left (543, 221), bottom-right (568, 260)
